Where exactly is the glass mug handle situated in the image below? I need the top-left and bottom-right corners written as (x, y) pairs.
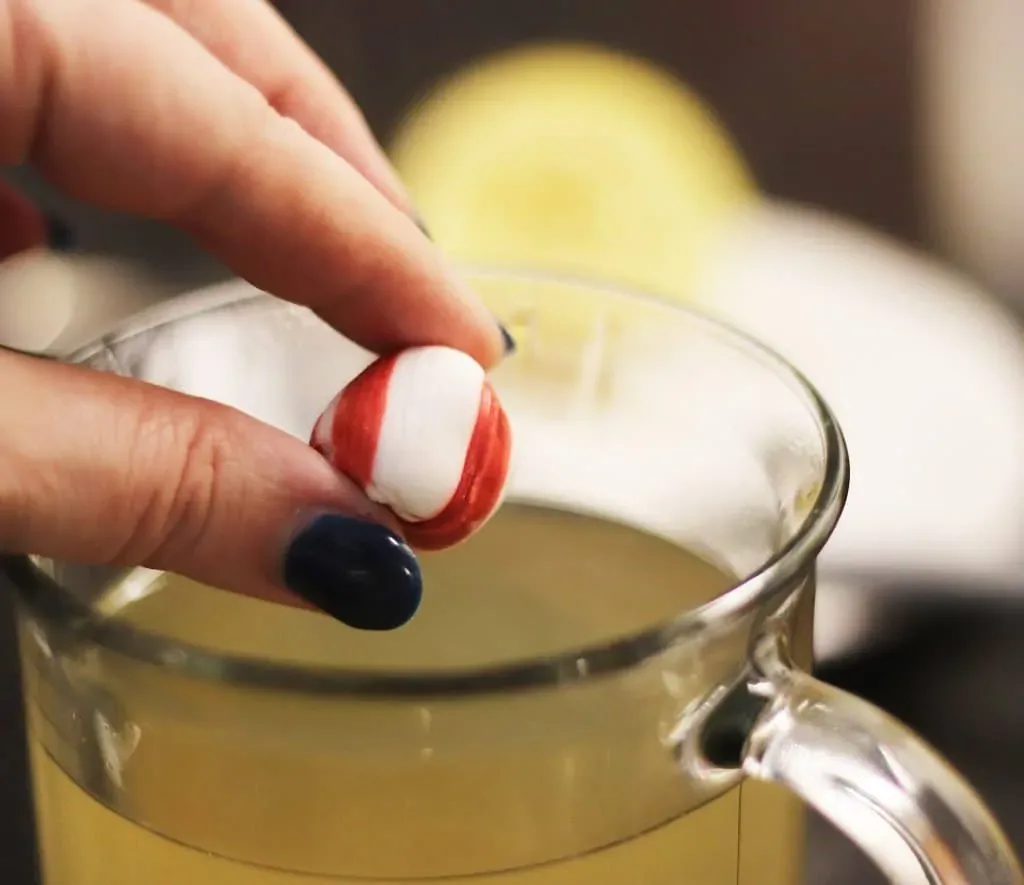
top-left (685, 633), bottom-right (1024, 885)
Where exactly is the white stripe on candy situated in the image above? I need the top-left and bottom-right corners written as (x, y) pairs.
top-left (370, 347), bottom-right (484, 522)
top-left (310, 393), bottom-right (340, 461)
top-left (310, 345), bottom-right (512, 551)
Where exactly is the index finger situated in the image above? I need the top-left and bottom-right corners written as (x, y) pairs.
top-left (2, 0), bottom-right (505, 366)
top-left (143, 0), bottom-right (416, 219)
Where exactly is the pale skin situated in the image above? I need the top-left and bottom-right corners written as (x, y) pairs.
top-left (0, 0), bottom-right (506, 606)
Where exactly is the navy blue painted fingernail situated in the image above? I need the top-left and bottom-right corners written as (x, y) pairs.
top-left (413, 215), bottom-right (514, 356)
top-left (44, 214), bottom-right (76, 252)
top-left (498, 322), bottom-right (517, 355)
top-left (414, 215), bottom-right (432, 240)
top-left (283, 513), bottom-right (422, 631)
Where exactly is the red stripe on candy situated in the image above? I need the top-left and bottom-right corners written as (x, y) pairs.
top-left (404, 380), bottom-right (511, 551)
top-left (321, 355), bottom-right (396, 488)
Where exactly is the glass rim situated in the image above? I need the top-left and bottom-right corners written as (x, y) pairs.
top-left (2, 266), bottom-right (849, 698)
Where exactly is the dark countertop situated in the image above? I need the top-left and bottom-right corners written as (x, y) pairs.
top-left (3, 594), bottom-right (1024, 885)
top-left (0, 600), bottom-right (35, 885)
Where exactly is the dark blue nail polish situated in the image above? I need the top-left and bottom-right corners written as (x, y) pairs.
top-left (283, 514), bottom-right (422, 631)
top-left (44, 214), bottom-right (76, 252)
top-left (413, 214), bottom-right (514, 356)
top-left (498, 322), bottom-right (517, 355)
top-left (414, 216), bottom-right (432, 240)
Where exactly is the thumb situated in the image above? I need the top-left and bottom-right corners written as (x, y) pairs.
top-left (0, 350), bottom-right (422, 631)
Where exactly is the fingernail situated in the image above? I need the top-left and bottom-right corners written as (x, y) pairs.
top-left (283, 513), bottom-right (422, 631)
top-left (44, 214), bottom-right (76, 252)
top-left (415, 219), bottom-right (515, 357)
top-left (498, 322), bottom-right (517, 355)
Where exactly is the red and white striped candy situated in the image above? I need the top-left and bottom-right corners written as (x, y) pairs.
top-left (311, 346), bottom-right (512, 550)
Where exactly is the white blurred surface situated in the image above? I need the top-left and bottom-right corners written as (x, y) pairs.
top-left (698, 201), bottom-right (1024, 594)
top-left (0, 249), bottom-right (164, 354)
top-left (922, 0), bottom-right (1024, 302)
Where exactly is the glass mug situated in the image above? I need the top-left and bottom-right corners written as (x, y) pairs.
top-left (2, 271), bottom-right (1020, 885)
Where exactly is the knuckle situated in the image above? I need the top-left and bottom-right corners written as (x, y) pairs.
top-left (0, 458), bottom-right (33, 551)
top-left (117, 402), bottom-right (236, 567)
top-left (168, 95), bottom-right (281, 229)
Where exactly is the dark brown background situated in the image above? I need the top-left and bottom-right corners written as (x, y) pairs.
top-left (311, 0), bottom-right (923, 244)
top-left (5, 0), bottom-right (924, 288)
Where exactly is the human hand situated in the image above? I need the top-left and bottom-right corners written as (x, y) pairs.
top-left (0, 0), bottom-right (511, 629)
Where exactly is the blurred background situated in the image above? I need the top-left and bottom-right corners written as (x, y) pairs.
top-left (3, 1), bottom-right (1024, 883)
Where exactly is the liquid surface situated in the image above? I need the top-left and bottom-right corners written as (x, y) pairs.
top-left (23, 504), bottom-right (807, 884)
top-left (113, 504), bottom-right (734, 670)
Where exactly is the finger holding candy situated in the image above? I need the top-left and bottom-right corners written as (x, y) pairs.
top-left (311, 346), bottom-right (513, 551)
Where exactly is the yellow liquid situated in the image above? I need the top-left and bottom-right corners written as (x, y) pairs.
top-left (23, 505), bottom-right (807, 884)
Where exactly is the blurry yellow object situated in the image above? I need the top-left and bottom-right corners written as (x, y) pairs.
top-left (391, 43), bottom-right (756, 305)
